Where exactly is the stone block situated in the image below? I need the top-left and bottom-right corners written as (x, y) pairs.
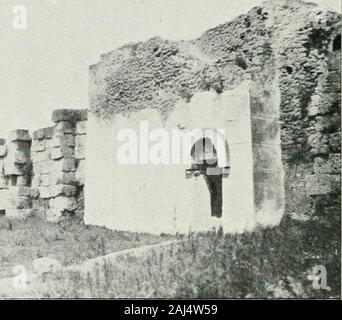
top-left (328, 71), bottom-right (340, 83)
top-left (51, 134), bottom-right (75, 148)
top-left (52, 109), bottom-right (76, 122)
top-left (44, 127), bottom-right (54, 139)
top-left (5, 209), bottom-right (32, 219)
top-left (315, 114), bottom-right (340, 134)
top-left (329, 133), bottom-right (341, 152)
top-left (30, 187), bottom-right (39, 198)
top-left (329, 154), bottom-right (341, 174)
top-left (7, 196), bottom-right (31, 210)
top-left (50, 146), bottom-right (74, 160)
top-left (0, 175), bottom-right (7, 189)
top-left (31, 139), bottom-right (46, 152)
top-left (314, 155), bottom-right (341, 174)
top-left (16, 140), bottom-right (31, 152)
top-left (76, 121), bottom-right (87, 135)
top-left (53, 121), bottom-right (75, 134)
top-left (38, 187), bottom-right (54, 199)
top-left (45, 138), bottom-right (54, 150)
top-left (33, 127), bottom-right (54, 140)
top-left (52, 109), bottom-right (87, 123)
top-left (51, 148), bottom-right (63, 161)
top-left (77, 109), bottom-right (88, 121)
top-left (45, 210), bottom-right (61, 222)
top-left (305, 174), bottom-right (338, 196)
top-left (31, 175), bottom-right (41, 188)
top-left (75, 135), bottom-right (86, 159)
top-left (8, 130), bottom-right (31, 142)
top-left (32, 198), bottom-right (50, 212)
top-left (33, 128), bottom-right (45, 140)
top-left (54, 185), bottom-right (78, 197)
top-left (55, 172), bottom-right (77, 185)
top-left (307, 133), bottom-right (330, 155)
top-left (49, 196), bottom-right (77, 214)
top-left (32, 151), bottom-right (50, 164)
top-left (40, 174), bottom-right (51, 187)
top-left (13, 150), bottom-right (29, 164)
top-left (39, 185), bottom-right (77, 198)
top-left (17, 175), bottom-right (30, 186)
top-left (0, 144), bottom-right (7, 157)
top-left (53, 158), bottom-right (76, 172)
top-left (3, 162), bottom-right (25, 176)
top-left (33, 161), bottom-right (51, 175)
top-left (9, 186), bottom-right (31, 197)
top-left (4, 140), bottom-right (30, 168)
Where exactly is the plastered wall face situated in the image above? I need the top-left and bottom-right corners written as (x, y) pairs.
top-left (85, 82), bottom-right (281, 234)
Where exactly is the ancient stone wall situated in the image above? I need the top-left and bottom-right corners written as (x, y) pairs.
top-left (0, 109), bottom-right (87, 222)
top-left (0, 0), bottom-right (340, 229)
top-left (264, 1), bottom-right (341, 220)
top-left (88, 0), bottom-right (340, 227)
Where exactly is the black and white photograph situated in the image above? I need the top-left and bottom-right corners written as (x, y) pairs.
top-left (0, 0), bottom-right (341, 303)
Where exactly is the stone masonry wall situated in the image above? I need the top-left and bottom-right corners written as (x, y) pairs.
top-left (264, 1), bottom-right (341, 221)
top-left (90, 0), bottom-right (340, 221)
top-left (0, 0), bottom-right (340, 226)
top-left (0, 130), bottom-right (32, 219)
top-left (0, 109), bottom-right (87, 222)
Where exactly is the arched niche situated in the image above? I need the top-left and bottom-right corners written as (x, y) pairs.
top-left (185, 129), bottom-right (230, 218)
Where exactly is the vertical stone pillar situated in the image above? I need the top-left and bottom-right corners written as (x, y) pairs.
top-left (2, 130), bottom-right (32, 219)
top-left (31, 127), bottom-right (54, 218)
top-left (46, 109), bottom-right (87, 222)
top-left (250, 87), bottom-right (285, 227)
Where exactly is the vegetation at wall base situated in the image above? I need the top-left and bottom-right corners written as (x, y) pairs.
top-left (40, 213), bottom-right (340, 299)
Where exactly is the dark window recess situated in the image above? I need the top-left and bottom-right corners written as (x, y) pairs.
top-left (286, 66), bottom-right (293, 74)
top-left (333, 34), bottom-right (341, 51)
top-left (190, 138), bottom-right (223, 218)
top-left (0, 210), bottom-right (6, 216)
top-left (203, 175), bottom-right (223, 218)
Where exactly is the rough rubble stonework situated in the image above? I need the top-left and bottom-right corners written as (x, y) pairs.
top-left (0, 0), bottom-right (340, 225)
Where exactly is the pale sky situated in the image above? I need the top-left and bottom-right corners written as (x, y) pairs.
top-left (0, 0), bottom-right (340, 137)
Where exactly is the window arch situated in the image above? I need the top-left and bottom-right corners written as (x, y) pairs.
top-left (186, 130), bottom-right (230, 218)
